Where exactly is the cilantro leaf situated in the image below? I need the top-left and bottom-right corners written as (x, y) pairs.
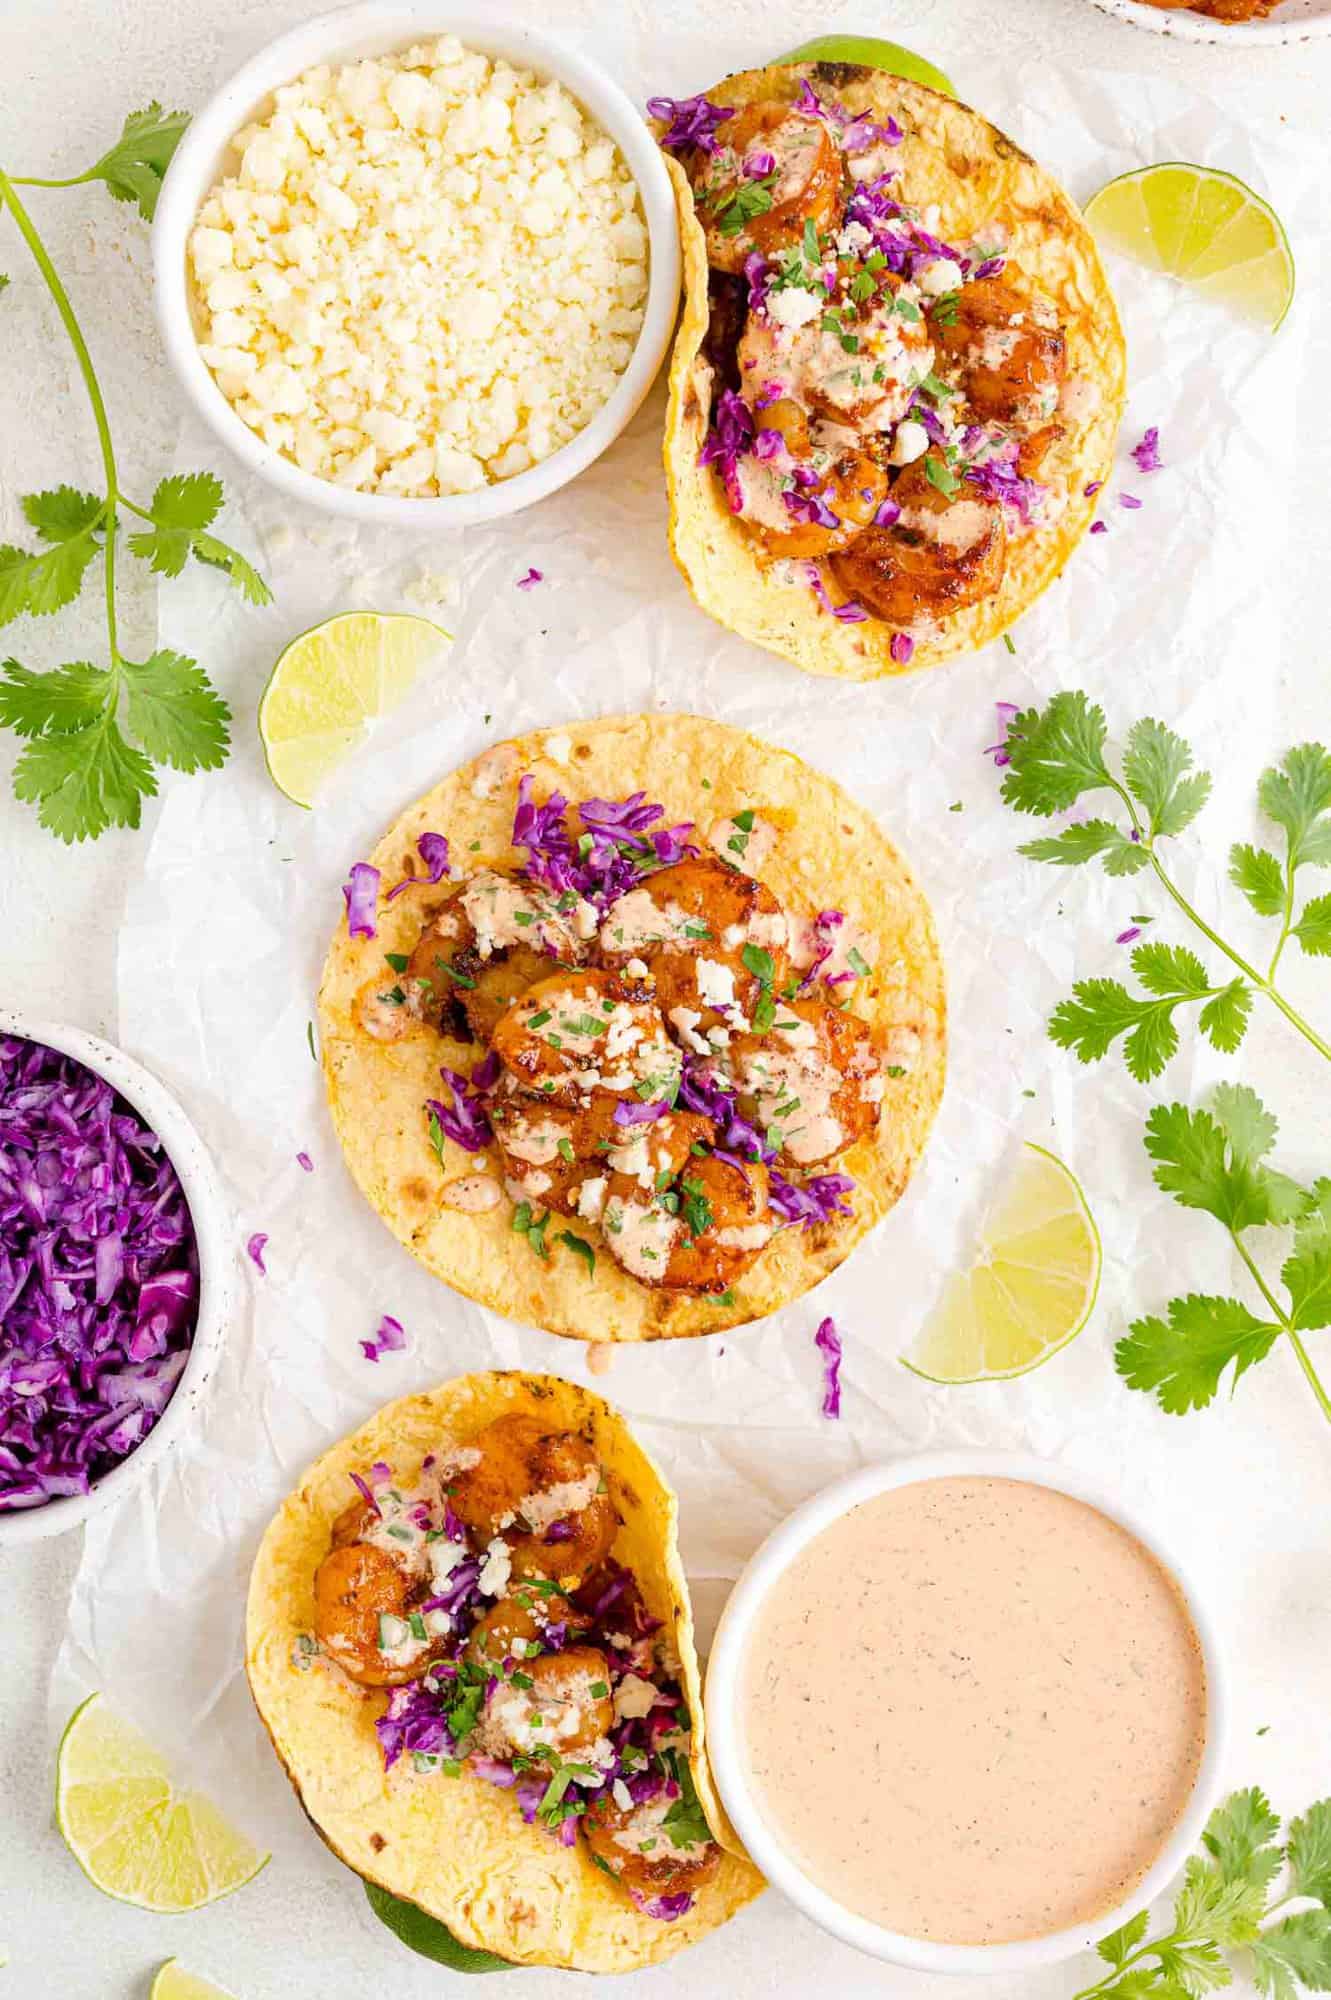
top-left (1282, 1180), bottom-right (1331, 1331)
top-left (1000, 691), bottom-right (1116, 817)
top-left (189, 531), bottom-right (273, 606)
top-left (1171, 1854), bottom-right (1268, 1946)
top-left (1286, 1800), bottom-right (1331, 1907)
top-left (1260, 744), bottom-right (1331, 873)
top-left (1145, 1092), bottom-right (1306, 1233)
top-left (1201, 1788), bottom-right (1283, 1890)
top-left (1199, 979), bottom-right (1253, 1055)
top-left (1116, 1295), bottom-right (1282, 1413)
top-left (1250, 1910), bottom-right (1331, 2000)
top-left (1229, 842), bottom-right (1287, 918)
top-left (1018, 819), bottom-right (1149, 875)
top-left (1134, 942), bottom-right (1211, 1000)
top-left (0, 275), bottom-right (8, 297)
top-left (143, 471), bottom-right (224, 531)
top-left (0, 658), bottom-right (111, 737)
top-left (22, 486), bottom-right (105, 543)
top-left (1293, 894), bottom-right (1331, 957)
top-left (88, 102), bottom-right (190, 221)
top-left (662, 1759), bottom-right (711, 1850)
top-left (127, 474), bottom-right (270, 604)
top-left (0, 523), bottom-right (102, 626)
top-left (122, 650), bottom-right (230, 772)
top-left (1049, 979), bottom-right (1183, 1083)
top-left (1123, 718), bottom-right (1211, 838)
top-left (1098, 1910), bottom-right (1151, 1968)
top-left (556, 1230), bottom-right (595, 1277)
top-left (13, 715), bottom-right (156, 841)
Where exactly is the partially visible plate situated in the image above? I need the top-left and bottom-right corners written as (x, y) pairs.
top-left (1090, 0), bottom-right (1331, 43)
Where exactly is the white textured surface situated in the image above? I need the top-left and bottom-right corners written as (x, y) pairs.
top-left (3, 3), bottom-right (1331, 1998)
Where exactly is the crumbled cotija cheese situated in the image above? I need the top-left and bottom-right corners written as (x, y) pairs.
top-left (190, 36), bottom-right (648, 496)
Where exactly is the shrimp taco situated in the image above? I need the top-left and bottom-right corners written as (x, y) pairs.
top-left (318, 713), bottom-right (944, 1342)
top-left (654, 63), bottom-right (1126, 678)
top-left (246, 1371), bottom-right (765, 1971)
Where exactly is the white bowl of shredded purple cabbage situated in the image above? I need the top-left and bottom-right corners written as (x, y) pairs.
top-left (0, 1016), bottom-right (231, 1539)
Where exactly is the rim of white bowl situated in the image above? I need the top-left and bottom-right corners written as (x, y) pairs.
top-left (1088, 0), bottom-right (1331, 43)
top-left (152, 3), bottom-right (682, 526)
top-left (0, 1012), bottom-right (233, 1544)
top-left (705, 1450), bottom-right (1229, 1975)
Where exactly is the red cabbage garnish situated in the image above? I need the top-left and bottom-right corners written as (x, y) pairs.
top-left (1084, 479), bottom-right (1103, 497)
top-left (360, 1313), bottom-right (408, 1363)
top-left (386, 832), bottom-right (451, 903)
top-left (889, 632), bottom-right (914, 664)
top-left (348, 1469), bottom-right (382, 1516)
top-left (1120, 493), bottom-right (1143, 510)
top-left (544, 1517), bottom-right (576, 1543)
top-left (874, 496), bottom-right (902, 527)
top-left (341, 861), bottom-right (380, 939)
top-left (984, 700), bottom-right (1021, 766)
top-left (376, 1682), bottom-right (457, 1770)
top-left (516, 567), bottom-right (544, 590)
top-left (513, 779), bottom-right (694, 913)
top-left (631, 1890), bottom-right (695, 1922)
top-left (0, 1036), bottom-right (198, 1512)
top-left (426, 1059), bottom-right (496, 1154)
top-left (1116, 925), bottom-right (1143, 946)
top-left (833, 600), bottom-right (869, 624)
top-left (746, 150), bottom-right (775, 176)
top-left (246, 1232), bottom-right (268, 1275)
top-left (965, 445), bottom-right (1045, 525)
top-left (1130, 427), bottom-right (1161, 474)
top-left (677, 1061), bottom-right (772, 1163)
top-left (699, 388), bottom-right (756, 512)
top-left (613, 1097), bottom-right (670, 1127)
top-left (770, 1172), bottom-right (855, 1228)
top-left (783, 486), bottom-right (840, 530)
top-left (1090, 520), bottom-right (1108, 535)
top-left (815, 1315), bottom-right (843, 1418)
top-left (296, 1150), bottom-right (313, 1173)
top-left (646, 93), bottom-right (734, 155)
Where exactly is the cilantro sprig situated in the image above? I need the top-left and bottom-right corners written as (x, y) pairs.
top-left (0, 107), bottom-right (271, 841)
top-left (1074, 1788), bottom-right (1331, 2000)
top-left (1116, 1085), bottom-right (1331, 1425)
top-left (998, 694), bottom-right (1331, 1081)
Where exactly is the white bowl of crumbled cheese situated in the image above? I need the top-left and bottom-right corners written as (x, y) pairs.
top-left (153, 5), bottom-right (682, 523)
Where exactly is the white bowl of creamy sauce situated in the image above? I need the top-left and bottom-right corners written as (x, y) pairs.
top-left (705, 1454), bottom-right (1226, 1972)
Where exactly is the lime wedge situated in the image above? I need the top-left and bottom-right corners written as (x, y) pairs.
top-left (903, 1143), bottom-right (1101, 1384)
top-left (364, 1881), bottom-right (510, 1972)
top-left (1084, 164), bottom-right (1294, 331)
top-left (776, 34), bottom-right (956, 97)
top-left (151, 1965), bottom-right (238, 2000)
top-left (56, 1694), bottom-right (269, 1913)
top-left (258, 610), bottom-right (450, 807)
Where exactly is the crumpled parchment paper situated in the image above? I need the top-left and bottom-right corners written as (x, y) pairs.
top-left (52, 44), bottom-right (1331, 2000)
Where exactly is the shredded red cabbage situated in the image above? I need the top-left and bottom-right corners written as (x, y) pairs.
top-left (360, 1313), bottom-right (408, 1363)
top-left (1131, 426), bottom-right (1162, 474)
top-left (646, 92), bottom-right (734, 155)
top-left (376, 1682), bottom-right (459, 1770)
top-left (889, 632), bottom-right (914, 664)
top-left (296, 1150), bottom-right (313, 1173)
top-left (612, 1097), bottom-right (670, 1128)
top-left (246, 1232), bottom-right (268, 1275)
top-left (698, 388), bottom-right (755, 512)
top-left (770, 1172), bottom-right (855, 1228)
top-left (512, 778), bottom-right (695, 913)
top-left (1090, 519), bottom-right (1108, 535)
top-left (516, 567), bottom-right (544, 590)
top-left (984, 700), bottom-right (1021, 766)
top-left (631, 1890), bottom-right (695, 1922)
top-left (815, 1316), bottom-right (843, 1418)
top-left (426, 1055), bottom-right (498, 1154)
top-left (1119, 493), bottom-right (1142, 511)
top-left (677, 1062), bottom-right (773, 1163)
top-left (386, 833), bottom-right (451, 903)
top-left (341, 861), bottom-right (380, 939)
top-left (0, 1037), bottom-right (199, 1512)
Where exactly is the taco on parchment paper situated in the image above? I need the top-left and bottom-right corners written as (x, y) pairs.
top-left (246, 1370), bottom-right (765, 1972)
top-left (655, 61), bottom-right (1126, 679)
top-left (317, 713), bottom-right (945, 1342)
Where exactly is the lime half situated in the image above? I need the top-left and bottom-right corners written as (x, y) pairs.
top-left (364, 1880), bottom-right (510, 1972)
top-left (151, 1965), bottom-right (238, 2000)
top-left (258, 610), bottom-right (450, 807)
top-left (56, 1694), bottom-right (269, 1913)
top-left (1084, 164), bottom-right (1294, 331)
top-left (776, 33), bottom-right (956, 97)
top-left (903, 1142), bottom-right (1101, 1384)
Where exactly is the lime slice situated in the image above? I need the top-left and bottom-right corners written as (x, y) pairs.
top-left (258, 610), bottom-right (450, 807)
top-left (776, 34), bottom-right (956, 97)
top-left (151, 1965), bottom-right (238, 2000)
top-left (56, 1694), bottom-right (269, 1913)
top-left (903, 1142), bottom-right (1101, 1384)
top-left (1084, 164), bottom-right (1294, 332)
top-left (364, 1881), bottom-right (510, 1972)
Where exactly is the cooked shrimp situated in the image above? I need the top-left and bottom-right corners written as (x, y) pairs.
top-left (583, 1787), bottom-right (721, 1900)
top-left (730, 996), bottom-right (883, 1167)
top-left (313, 1540), bottom-right (443, 1688)
top-left (446, 1414), bottom-right (619, 1587)
top-left (466, 1588), bottom-right (580, 1668)
top-left (828, 453), bottom-right (1005, 625)
top-left (693, 103), bottom-right (842, 275)
top-left (732, 401), bottom-right (890, 560)
top-left (491, 1084), bottom-right (713, 1224)
top-left (404, 869), bottom-right (594, 1043)
top-left (737, 279), bottom-right (933, 434)
top-left (476, 1646), bottom-right (615, 1765)
top-left (490, 969), bottom-right (681, 1108)
top-left (598, 857), bottom-right (790, 1043)
top-left (602, 1153), bottom-right (775, 1295)
top-left (931, 276), bottom-right (1066, 430)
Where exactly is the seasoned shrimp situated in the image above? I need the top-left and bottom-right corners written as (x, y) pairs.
top-left (491, 969), bottom-right (681, 1108)
top-left (403, 869), bottom-right (594, 1043)
top-left (602, 1153), bottom-right (775, 1296)
top-left (491, 1084), bottom-right (712, 1224)
top-left (446, 1414), bottom-right (619, 1587)
top-left (466, 1587), bottom-right (581, 1668)
top-left (313, 1540), bottom-right (442, 1688)
top-left (931, 276), bottom-right (1066, 430)
top-left (583, 1787), bottom-right (721, 1900)
top-left (732, 401), bottom-right (889, 560)
top-left (598, 857), bottom-right (790, 1042)
top-left (737, 279), bottom-right (933, 434)
top-left (693, 103), bottom-right (842, 275)
top-left (730, 996), bottom-right (883, 1167)
top-left (828, 454), bottom-right (1005, 625)
top-left (476, 1646), bottom-right (615, 1766)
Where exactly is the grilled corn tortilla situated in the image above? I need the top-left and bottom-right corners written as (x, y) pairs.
top-left (317, 713), bottom-right (945, 1341)
top-left (246, 1371), bottom-right (764, 1972)
top-left (662, 61), bottom-right (1126, 680)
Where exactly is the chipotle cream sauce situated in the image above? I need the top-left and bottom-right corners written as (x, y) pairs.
top-left (739, 1475), bottom-right (1207, 1944)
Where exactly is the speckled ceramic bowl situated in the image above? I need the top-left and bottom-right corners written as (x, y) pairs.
top-left (1088, 0), bottom-right (1331, 46)
top-left (0, 1013), bottom-right (233, 1544)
